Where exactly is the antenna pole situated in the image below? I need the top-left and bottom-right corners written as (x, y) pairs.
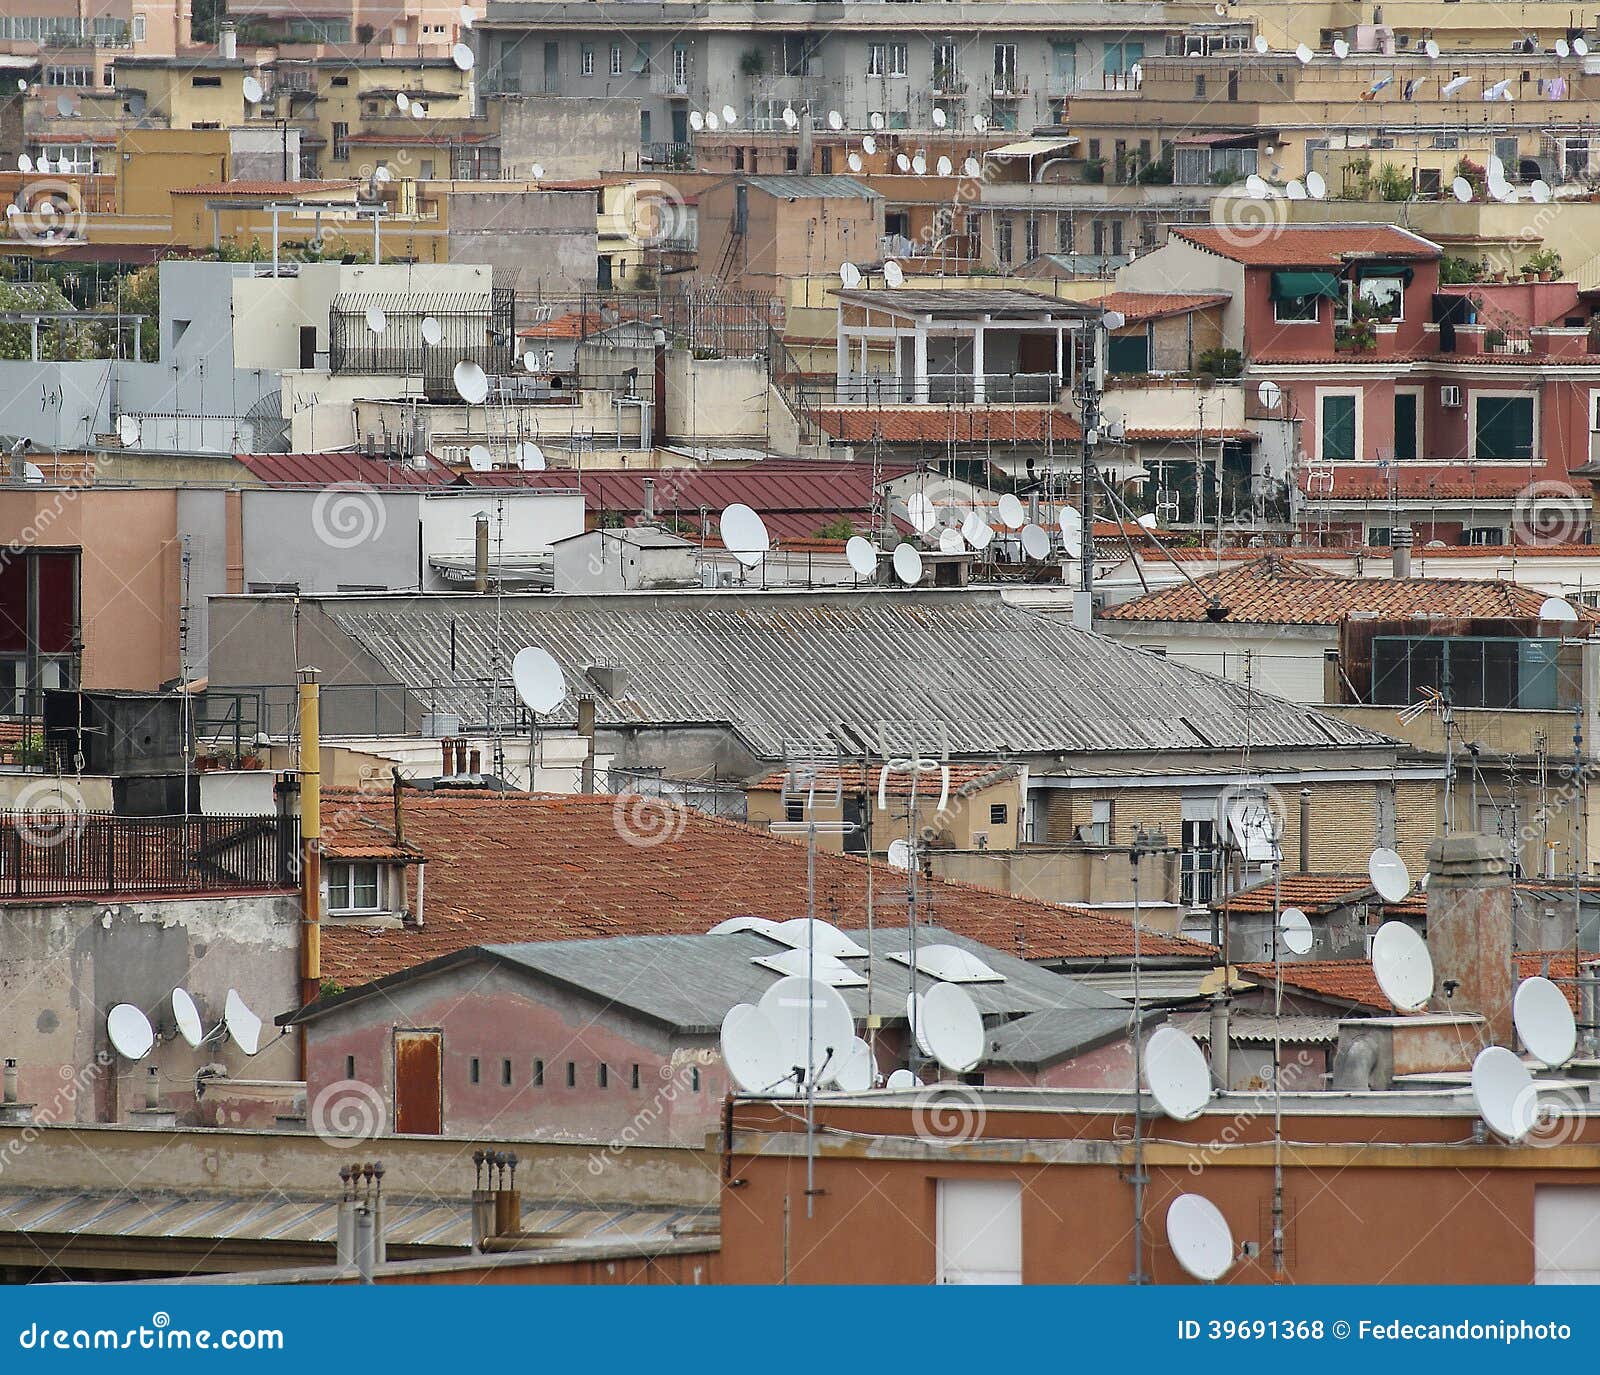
top-left (805, 808), bottom-right (818, 1219)
top-left (1128, 839), bottom-right (1149, 1286)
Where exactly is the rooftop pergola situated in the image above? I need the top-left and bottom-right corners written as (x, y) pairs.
top-left (0, 310), bottom-right (146, 360)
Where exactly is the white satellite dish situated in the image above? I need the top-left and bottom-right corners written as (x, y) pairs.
top-left (1137, 513), bottom-right (1159, 530)
top-left (1020, 523), bottom-right (1052, 561)
top-left (1253, 35), bottom-right (1269, 54)
top-left (862, 134), bottom-right (878, 155)
top-left (1471, 1045), bottom-right (1539, 1142)
top-left (1539, 596), bottom-right (1579, 622)
top-left (511, 646), bottom-right (567, 713)
top-left (721, 1003), bottom-right (791, 1093)
top-left (937, 527), bottom-right (964, 554)
top-left (172, 988), bottom-right (204, 1049)
top-left (1145, 1025), bottom-right (1212, 1120)
top-left (1424, 38), bottom-right (1441, 59)
top-left (887, 838), bottom-right (913, 870)
top-left (891, 542), bottom-right (923, 585)
top-left (242, 75), bottom-right (264, 104)
top-left (906, 492), bottom-right (938, 534)
top-left (459, 4), bottom-right (475, 25)
top-left (1279, 906), bottom-right (1313, 955)
top-left (708, 915), bottom-right (780, 936)
top-left (720, 502), bottom-right (770, 567)
top-left (932, 106), bottom-right (948, 129)
top-left (972, 113), bottom-right (988, 132)
top-left (839, 261), bottom-right (862, 289)
top-left (1244, 173), bottom-right (1270, 199)
top-left (516, 441), bottom-right (545, 471)
top-left (963, 157), bottom-right (981, 178)
top-left (911, 153), bottom-right (927, 175)
top-left (1514, 977), bottom-right (1577, 1065)
top-left (759, 975), bottom-right (855, 1083)
top-left (705, 111), bottom-right (720, 131)
top-left (1442, 74), bottom-right (1470, 96)
top-left (1167, 1195), bottom-right (1235, 1282)
top-left (467, 443), bottom-right (493, 471)
top-left (782, 106), bottom-right (798, 129)
top-left (453, 359), bottom-right (488, 405)
top-left (1368, 847), bottom-right (1412, 903)
top-left (1531, 179), bottom-right (1552, 204)
top-left (17, 154), bottom-right (32, 174)
top-left (373, 166), bottom-right (392, 184)
top-left (920, 983), bottom-right (984, 1073)
top-left (55, 93), bottom-right (76, 118)
top-left (365, 306), bottom-right (387, 334)
top-left (882, 260), bottom-right (905, 288)
top-left (452, 43), bottom-right (475, 72)
top-left (961, 512), bottom-right (994, 550)
top-left (1286, 178), bottom-right (1308, 200)
top-left (833, 1037), bottom-right (875, 1092)
top-left (1257, 380), bottom-right (1282, 409)
top-left (845, 535), bottom-right (878, 576)
top-left (1557, 38), bottom-right (1572, 57)
top-left (223, 989), bottom-right (263, 1055)
top-left (1295, 42), bottom-right (1314, 64)
top-left (827, 110), bottom-right (843, 131)
top-left (895, 153), bottom-right (911, 172)
top-left (996, 493), bottom-right (1026, 529)
top-left (1058, 504), bottom-right (1083, 557)
top-left (847, 152), bottom-right (864, 173)
top-left (523, 351), bottom-right (541, 373)
top-left (721, 104), bottom-right (738, 126)
top-left (36, 155), bottom-right (51, 174)
top-left (1576, 37), bottom-right (1591, 55)
top-left (905, 992), bottom-right (935, 1058)
top-left (116, 414), bottom-right (141, 447)
top-left (936, 155), bottom-right (953, 177)
top-left (107, 1004), bottom-right (155, 1060)
top-left (870, 111), bottom-right (885, 131)
top-left (410, 102), bottom-right (426, 120)
top-left (1305, 171), bottom-right (1327, 200)
top-left (689, 110), bottom-right (704, 132)
top-left (1332, 37), bottom-right (1350, 59)
top-left (396, 92), bottom-right (410, 113)
top-left (1451, 176), bottom-right (1473, 202)
top-left (1371, 920), bottom-right (1433, 1012)
top-left (1487, 154), bottom-right (1506, 183)
top-left (885, 1068), bottom-right (919, 1090)
top-left (421, 316), bottom-right (443, 346)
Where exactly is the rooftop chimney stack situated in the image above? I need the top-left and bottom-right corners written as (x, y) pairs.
top-left (642, 477), bottom-right (656, 524)
top-left (1391, 525), bottom-right (1414, 579)
top-left (1425, 833), bottom-right (1514, 1046)
top-left (440, 737), bottom-right (454, 778)
top-left (219, 23), bottom-right (237, 59)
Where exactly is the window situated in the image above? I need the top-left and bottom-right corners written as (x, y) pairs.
top-left (937, 1180), bottom-right (1022, 1284)
top-left (691, 1067), bottom-right (701, 1091)
top-left (1465, 526), bottom-right (1507, 546)
top-left (581, 44), bottom-right (595, 77)
top-left (868, 42), bottom-right (887, 76)
top-left (989, 803), bottom-right (1009, 825)
top-left (1056, 214), bottom-right (1073, 253)
top-left (1473, 395), bottom-right (1535, 460)
top-left (1194, 74), bottom-right (1206, 97)
top-left (630, 42), bottom-right (651, 75)
top-left (1023, 216), bottom-right (1038, 261)
top-left (132, 15), bottom-right (145, 41)
top-left (501, 1058), bottom-right (512, 1086)
top-left (192, 74), bottom-right (221, 88)
top-left (533, 1058), bottom-right (545, 1086)
top-left (332, 122), bottom-right (349, 161)
top-left (598, 1063), bottom-right (609, 1088)
top-left (469, 1057), bottom-right (481, 1084)
top-left (1394, 391), bottom-right (1419, 461)
top-left (610, 42), bottom-right (623, 76)
top-left (631, 1064), bottom-right (641, 1089)
top-left (995, 218), bottom-right (1013, 265)
top-left (1367, 526), bottom-right (1393, 548)
top-left (672, 42), bottom-right (689, 89)
top-left (1079, 798), bottom-right (1112, 844)
top-left (888, 42), bottom-right (907, 77)
top-left (565, 1061), bottom-right (577, 1087)
top-left (1320, 394), bottom-right (1357, 461)
top-left (327, 861), bottom-right (382, 912)
top-left (785, 799), bottom-right (804, 822)
top-left (994, 44), bottom-right (1018, 91)
top-left (1355, 274), bottom-right (1405, 321)
top-left (345, 1055), bottom-right (356, 1079)
top-left (1275, 291), bottom-right (1320, 324)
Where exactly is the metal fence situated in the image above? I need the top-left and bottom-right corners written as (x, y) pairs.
top-left (329, 289), bottom-right (516, 398)
top-left (0, 811), bottom-right (296, 899)
top-left (516, 284), bottom-right (782, 361)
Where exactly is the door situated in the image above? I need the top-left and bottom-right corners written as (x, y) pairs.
top-left (1051, 42), bottom-right (1077, 93)
top-left (671, 108), bottom-right (688, 144)
top-left (543, 42), bottom-right (560, 93)
top-left (394, 1029), bottom-right (443, 1135)
top-left (937, 1179), bottom-right (1022, 1283)
top-left (1394, 392), bottom-right (1418, 461)
top-left (298, 326), bottom-right (316, 369)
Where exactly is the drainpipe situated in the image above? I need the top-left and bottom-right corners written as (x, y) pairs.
top-left (1298, 789), bottom-right (1311, 873)
top-left (297, 669), bottom-right (322, 1051)
top-left (578, 697), bottom-right (596, 794)
top-left (1208, 992), bottom-right (1230, 1089)
top-left (474, 513), bottom-right (491, 593)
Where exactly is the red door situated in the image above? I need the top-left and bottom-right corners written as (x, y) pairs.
top-left (394, 1030), bottom-right (443, 1135)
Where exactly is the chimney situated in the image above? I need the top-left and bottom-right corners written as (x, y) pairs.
top-left (642, 477), bottom-right (656, 523)
top-left (798, 111), bottom-right (815, 175)
top-left (2, 1058), bottom-right (16, 1104)
top-left (1298, 789), bottom-right (1311, 872)
top-left (578, 697), bottom-right (596, 794)
top-left (1425, 833), bottom-right (1514, 1045)
top-left (1390, 524), bottom-right (1413, 578)
top-left (1207, 993), bottom-right (1230, 1088)
top-left (468, 747), bottom-right (481, 778)
top-left (218, 23), bottom-right (237, 59)
top-left (8, 438), bottom-right (30, 483)
top-left (474, 513), bottom-right (491, 594)
top-left (440, 737), bottom-right (454, 778)
top-left (1581, 960), bottom-right (1600, 1058)
top-left (454, 739), bottom-right (468, 777)
top-left (391, 767), bottom-right (404, 845)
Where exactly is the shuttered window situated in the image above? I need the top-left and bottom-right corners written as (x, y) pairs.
top-left (1474, 395), bottom-right (1534, 460)
top-left (1321, 394), bottom-right (1356, 461)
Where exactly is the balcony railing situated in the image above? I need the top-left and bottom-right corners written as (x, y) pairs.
top-left (834, 372), bottom-right (1064, 404)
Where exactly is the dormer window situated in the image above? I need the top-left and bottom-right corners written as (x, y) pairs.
top-left (327, 861), bottom-right (385, 914)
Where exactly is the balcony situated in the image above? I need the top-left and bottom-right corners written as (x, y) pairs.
top-left (834, 372), bottom-right (1063, 404)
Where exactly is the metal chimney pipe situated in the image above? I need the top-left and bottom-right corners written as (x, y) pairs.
top-left (798, 112), bottom-right (815, 175)
top-left (642, 477), bottom-right (656, 523)
top-left (1208, 993), bottom-right (1230, 1089)
top-left (1580, 960), bottom-right (1600, 1057)
top-left (1298, 789), bottom-right (1311, 873)
top-left (474, 514), bottom-right (491, 594)
top-left (1391, 525), bottom-right (1413, 579)
top-left (144, 1065), bottom-right (160, 1111)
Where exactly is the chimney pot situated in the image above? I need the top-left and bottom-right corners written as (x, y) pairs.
top-left (469, 747), bottom-right (481, 777)
top-left (441, 738), bottom-right (454, 777)
top-left (454, 739), bottom-right (468, 776)
top-left (1390, 525), bottom-right (1414, 579)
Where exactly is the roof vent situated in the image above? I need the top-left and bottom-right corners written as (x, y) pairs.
top-left (585, 663), bottom-right (626, 696)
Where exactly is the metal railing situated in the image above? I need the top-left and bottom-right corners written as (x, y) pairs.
top-left (829, 372), bottom-right (1064, 404)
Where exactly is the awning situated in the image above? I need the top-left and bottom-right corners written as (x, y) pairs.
top-left (1270, 270), bottom-right (1340, 302)
top-left (988, 138), bottom-right (1079, 158)
top-left (1354, 263), bottom-right (1415, 284)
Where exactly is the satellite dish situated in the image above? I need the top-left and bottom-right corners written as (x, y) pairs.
top-left (421, 316), bottom-right (443, 346)
top-left (460, 4), bottom-right (475, 26)
top-left (172, 988), bottom-right (204, 1049)
top-left (905, 992), bottom-right (935, 1058)
top-left (882, 260), bottom-right (905, 288)
top-left (906, 491), bottom-right (938, 534)
top-left (827, 109), bottom-right (843, 131)
top-left (961, 512), bottom-right (994, 549)
top-left (1253, 35), bottom-right (1269, 54)
top-left (524, 351), bottom-right (541, 373)
top-left (453, 360), bottom-right (488, 405)
top-left (1137, 513), bottom-right (1159, 530)
top-left (1145, 1026), bottom-right (1211, 1120)
top-left (107, 1004), bottom-right (155, 1060)
top-left (1531, 179), bottom-right (1552, 203)
top-left (373, 166), bottom-right (392, 185)
top-left (396, 92), bottom-right (410, 113)
top-left (1305, 171), bottom-right (1327, 200)
top-left (516, 441), bottom-right (545, 471)
top-left (1279, 906), bottom-right (1313, 955)
top-left (1487, 154), bottom-right (1506, 182)
top-left (839, 261), bottom-right (862, 289)
top-left (242, 75), bottom-right (264, 103)
top-left (36, 155), bottom-right (52, 174)
top-left (1424, 38), bottom-right (1441, 59)
top-left (1332, 37), bottom-right (1350, 59)
top-left (1372, 920), bottom-right (1433, 1012)
top-left (973, 113), bottom-right (988, 132)
top-left (1451, 176), bottom-right (1473, 202)
top-left (1443, 74), bottom-right (1470, 96)
top-left (721, 1003), bottom-right (791, 1093)
top-left (895, 153), bottom-right (911, 172)
top-left (937, 527), bottom-right (964, 554)
top-left (932, 106), bottom-right (948, 129)
top-left (833, 1037), bottom-right (875, 1092)
top-left (116, 414), bottom-right (140, 447)
top-left (1368, 847), bottom-right (1412, 903)
top-left (708, 915), bottom-right (780, 936)
top-left (963, 157), bottom-right (981, 177)
top-left (223, 989), bottom-right (262, 1055)
top-left (1285, 179), bottom-right (1307, 200)
top-left (1167, 1195), bottom-right (1235, 1282)
top-left (1540, 596), bottom-right (1579, 622)
top-left (870, 111), bottom-right (886, 131)
top-left (452, 43), bottom-right (475, 72)
top-left (721, 104), bottom-right (738, 126)
top-left (1557, 38), bottom-right (1572, 57)
top-left (1257, 380), bottom-right (1282, 409)
top-left (689, 111), bottom-right (704, 132)
top-left (365, 306), bottom-right (387, 334)
top-left (911, 153), bottom-right (927, 176)
top-left (996, 493), bottom-right (1026, 528)
top-left (885, 1068), bottom-right (919, 1090)
top-left (920, 983), bottom-right (984, 1073)
top-left (1102, 310), bottom-right (1127, 332)
top-left (1514, 977), bottom-right (1577, 1065)
top-left (706, 111), bottom-right (721, 132)
top-left (410, 102), bottom-right (426, 120)
top-left (720, 502), bottom-right (770, 567)
top-left (1244, 173), bottom-right (1270, 199)
top-left (1295, 42), bottom-right (1314, 64)
top-left (1576, 36), bottom-right (1591, 55)
top-left (848, 152), bottom-right (864, 173)
top-left (55, 93), bottom-right (75, 118)
top-left (887, 838), bottom-right (913, 870)
top-left (467, 443), bottom-right (493, 471)
top-left (862, 134), bottom-right (878, 155)
top-left (511, 645), bottom-right (568, 713)
top-left (1058, 504), bottom-right (1083, 557)
top-left (1020, 523), bottom-right (1051, 560)
top-left (845, 535), bottom-right (878, 576)
top-left (17, 154), bottom-right (32, 174)
top-left (1471, 1045), bottom-right (1539, 1142)
top-left (936, 155), bottom-right (953, 177)
top-left (758, 975), bottom-right (855, 1083)
top-left (782, 106), bottom-right (798, 128)
top-left (891, 542), bottom-right (923, 585)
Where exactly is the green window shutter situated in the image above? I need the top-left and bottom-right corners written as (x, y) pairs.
top-left (1474, 396), bottom-right (1534, 460)
top-left (1271, 270), bottom-right (1340, 301)
top-left (1393, 392), bottom-right (1418, 461)
top-left (1107, 332), bottom-right (1150, 374)
top-left (1322, 394), bottom-right (1356, 461)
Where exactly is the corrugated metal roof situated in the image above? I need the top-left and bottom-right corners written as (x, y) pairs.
top-left (235, 452), bottom-right (457, 488)
top-left (321, 590), bottom-right (1397, 760)
top-left (986, 1005), bottom-right (1153, 1067)
top-left (330, 291), bottom-right (491, 314)
top-left (739, 174), bottom-right (880, 200)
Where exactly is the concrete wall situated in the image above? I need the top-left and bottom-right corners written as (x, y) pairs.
top-left (0, 892), bottom-right (300, 1125)
top-left (0, 360), bottom-right (115, 449)
top-left (665, 350), bottom-right (772, 443)
top-left (1117, 236), bottom-right (1244, 350)
top-left (494, 94), bottom-right (639, 179)
top-left (419, 488), bottom-right (586, 590)
top-left (240, 488), bottom-right (423, 595)
top-left (1096, 622), bottom-right (1334, 703)
top-left (445, 187), bottom-right (598, 293)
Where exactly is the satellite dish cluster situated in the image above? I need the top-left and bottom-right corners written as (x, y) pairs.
top-left (106, 986), bottom-right (267, 1062)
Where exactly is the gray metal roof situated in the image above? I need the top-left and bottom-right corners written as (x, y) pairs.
top-left (321, 589), bottom-right (1395, 761)
top-left (985, 1005), bottom-right (1152, 1068)
top-left (737, 174), bottom-right (880, 201)
top-left (833, 286), bottom-right (1091, 319)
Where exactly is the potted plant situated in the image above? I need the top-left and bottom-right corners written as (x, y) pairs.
top-left (1485, 326), bottom-right (1507, 350)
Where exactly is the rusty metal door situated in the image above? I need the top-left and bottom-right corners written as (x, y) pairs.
top-left (394, 1030), bottom-right (443, 1135)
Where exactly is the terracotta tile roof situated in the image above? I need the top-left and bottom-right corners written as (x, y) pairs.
top-left (1172, 224), bottom-right (1440, 268)
top-left (314, 788), bottom-right (1209, 984)
top-left (516, 310), bottom-right (599, 340)
top-left (1100, 554), bottom-right (1598, 625)
top-left (1300, 465), bottom-right (1560, 501)
top-left (814, 408), bottom-right (1081, 444)
top-left (1126, 426), bottom-right (1255, 442)
top-left (1241, 951), bottom-right (1589, 1012)
top-left (169, 180), bottom-right (361, 198)
top-left (1217, 873), bottom-right (1427, 920)
top-left (745, 762), bottom-right (1018, 796)
top-left (1093, 291), bottom-right (1230, 322)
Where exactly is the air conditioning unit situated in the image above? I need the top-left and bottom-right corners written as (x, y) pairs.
top-left (1441, 384), bottom-right (1463, 408)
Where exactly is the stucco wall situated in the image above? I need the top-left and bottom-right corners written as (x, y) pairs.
top-left (445, 188), bottom-right (598, 294)
top-left (494, 94), bottom-right (639, 180)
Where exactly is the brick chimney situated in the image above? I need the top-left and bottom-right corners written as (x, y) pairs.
top-left (1425, 833), bottom-right (1514, 1045)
